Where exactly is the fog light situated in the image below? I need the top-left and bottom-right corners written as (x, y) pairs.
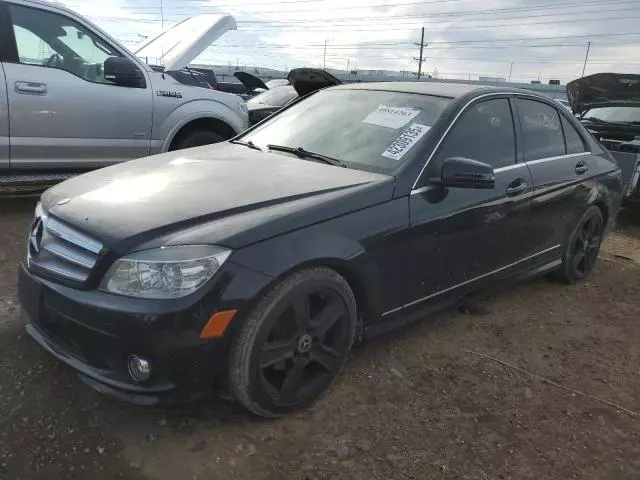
top-left (128, 355), bottom-right (151, 382)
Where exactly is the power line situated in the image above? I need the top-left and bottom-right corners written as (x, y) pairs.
top-left (74, 0), bottom-right (637, 16)
top-left (237, 14), bottom-right (640, 31)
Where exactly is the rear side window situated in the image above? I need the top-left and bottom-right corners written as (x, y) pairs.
top-left (561, 116), bottom-right (587, 154)
top-left (435, 98), bottom-right (516, 169)
top-left (517, 99), bottom-right (566, 161)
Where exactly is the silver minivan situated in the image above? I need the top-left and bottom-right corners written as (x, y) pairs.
top-left (0, 0), bottom-right (248, 175)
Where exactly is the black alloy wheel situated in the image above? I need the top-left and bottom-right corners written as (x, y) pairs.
top-left (553, 206), bottom-right (604, 284)
top-left (229, 268), bottom-right (357, 417)
top-left (570, 214), bottom-right (603, 279)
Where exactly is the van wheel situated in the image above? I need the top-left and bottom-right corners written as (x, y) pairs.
top-left (552, 206), bottom-right (604, 284)
top-left (172, 129), bottom-right (224, 150)
top-left (229, 267), bottom-right (357, 417)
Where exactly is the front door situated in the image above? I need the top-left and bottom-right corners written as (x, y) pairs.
top-left (406, 97), bottom-right (535, 311)
top-left (4, 2), bottom-right (152, 170)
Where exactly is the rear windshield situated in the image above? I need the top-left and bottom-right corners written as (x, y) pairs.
top-left (248, 86), bottom-right (298, 107)
top-left (583, 106), bottom-right (640, 123)
top-left (242, 89), bottom-right (452, 174)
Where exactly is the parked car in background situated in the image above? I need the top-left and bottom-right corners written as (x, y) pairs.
top-left (162, 67), bottom-right (218, 90)
top-left (20, 81), bottom-right (623, 417)
top-left (247, 68), bottom-right (342, 125)
top-left (0, 1), bottom-right (247, 183)
top-left (568, 73), bottom-right (640, 200)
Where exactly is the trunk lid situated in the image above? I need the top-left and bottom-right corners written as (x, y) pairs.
top-left (234, 71), bottom-right (269, 92)
top-left (287, 68), bottom-right (342, 96)
top-left (134, 14), bottom-right (236, 71)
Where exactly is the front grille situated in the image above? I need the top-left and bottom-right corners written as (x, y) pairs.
top-left (28, 216), bottom-right (103, 283)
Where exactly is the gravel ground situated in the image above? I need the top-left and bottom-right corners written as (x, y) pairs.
top-left (1, 197), bottom-right (639, 480)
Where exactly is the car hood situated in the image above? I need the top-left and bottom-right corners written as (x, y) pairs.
top-left (287, 68), bottom-right (342, 96)
top-left (234, 72), bottom-right (269, 92)
top-left (41, 143), bottom-right (392, 251)
top-left (567, 73), bottom-right (640, 114)
top-left (134, 15), bottom-right (236, 71)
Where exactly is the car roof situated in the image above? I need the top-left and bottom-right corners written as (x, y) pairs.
top-left (9, 0), bottom-right (84, 16)
top-left (330, 81), bottom-right (548, 100)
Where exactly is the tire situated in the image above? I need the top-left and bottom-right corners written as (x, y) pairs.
top-left (552, 206), bottom-right (604, 284)
top-left (229, 267), bottom-right (357, 417)
top-left (172, 129), bottom-right (224, 150)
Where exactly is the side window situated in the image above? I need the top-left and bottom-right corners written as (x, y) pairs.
top-left (8, 4), bottom-right (125, 85)
top-left (561, 116), bottom-right (587, 154)
top-left (435, 98), bottom-right (516, 169)
top-left (517, 99), bottom-right (566, 160)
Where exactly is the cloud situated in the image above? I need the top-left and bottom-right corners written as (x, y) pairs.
top-left (59, 0), bottom-right (640, 82)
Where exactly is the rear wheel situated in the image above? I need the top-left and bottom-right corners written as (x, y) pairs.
top-left (229, 267), bottom-right (357, 417)
top-left (553, 206), bottom-right (604, 284)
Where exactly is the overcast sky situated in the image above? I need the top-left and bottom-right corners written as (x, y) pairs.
top-left (60, 0), bottom-right (640, 82)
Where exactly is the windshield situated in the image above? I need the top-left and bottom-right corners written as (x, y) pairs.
top-left (242, 89), bottom-right (452, 174)
top-left (248, 86), bottom-right (298, 106)
top-left (583, 106), bottom-right (640, 123)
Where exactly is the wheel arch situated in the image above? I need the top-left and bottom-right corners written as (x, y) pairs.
top-left (168, 117), bottom-right (238, 151)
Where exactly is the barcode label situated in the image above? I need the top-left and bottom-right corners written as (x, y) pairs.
top-left (382, 123), bottom-right (431, 161)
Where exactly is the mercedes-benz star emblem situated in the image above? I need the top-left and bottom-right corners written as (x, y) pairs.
top-left (29, 217), bottom-right (44, 256)
top-left (297, 334), bottom-right (313, 354)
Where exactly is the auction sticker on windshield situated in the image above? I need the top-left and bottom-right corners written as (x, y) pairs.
top-left (363, 105), bottom-right (420, 129)
top-left (382, 123), bottom-right (431, 160)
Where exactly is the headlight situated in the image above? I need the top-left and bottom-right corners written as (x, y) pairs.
top-left (100, 245), bottom-right (231, 299)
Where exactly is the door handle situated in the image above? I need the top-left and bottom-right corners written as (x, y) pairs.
top-left (506, 179), bottom-right (527, 196)
top-left (575, 161), bottom-right (588, 175)
top-left (15, 81), bottom-right (47, 95)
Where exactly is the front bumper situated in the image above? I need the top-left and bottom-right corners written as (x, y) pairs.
top-left (18, 261), bottom-right (272, 405)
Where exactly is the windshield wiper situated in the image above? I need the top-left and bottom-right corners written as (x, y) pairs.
top-left (230, 139), bottom-right (263, 151)
top-left (266, 144), bottom-right (345, 167)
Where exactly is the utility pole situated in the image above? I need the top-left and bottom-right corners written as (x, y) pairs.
top-left (581, 41), bottom-right (591, 77)
top-left (347, 59), bottom-right (350, 72)
top-left (413, 27), bottom-right (427, 79)
top-left (508, 61), bottom-right (515, 82)
top-left (323, 40), bottom-right (327, 69)
top-left (160, 0), bottom-right (164, 30)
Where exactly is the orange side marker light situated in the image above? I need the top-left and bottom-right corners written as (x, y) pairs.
top-left (200, 310), bottom-right (237, 339)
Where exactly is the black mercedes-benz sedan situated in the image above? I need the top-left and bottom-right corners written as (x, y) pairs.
top-left (19, 82), bottom-right (624, 417)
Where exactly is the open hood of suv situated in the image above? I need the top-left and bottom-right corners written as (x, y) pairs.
top-left (134, 14), bottom-right (237, 71)
top-left (234, 72), bottom-right (269, 92)
top-left (567, 73), bottom-right (640, 114)
top-left (287, 68), bottom-right (342, 96)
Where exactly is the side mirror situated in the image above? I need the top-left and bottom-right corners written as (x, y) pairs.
top-left (104, 57), bottom-right (146, 88)
top-left (438, 156), bottom-right (495, 189)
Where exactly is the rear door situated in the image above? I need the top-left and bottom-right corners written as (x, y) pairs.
top-left (514, 97), bottom-right (593, 258)
top-left (406, 96), bottom-right (534, 312)
top-left (3, 2), bottom-right (152, 170)
top-left (0, 62), bottom-right (8, 169)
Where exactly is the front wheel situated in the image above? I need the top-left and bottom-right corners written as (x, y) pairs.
top-left (228, 267), bottom-right (357, 417)
top-left (172, 129), bottom-right (224, 150)
top-left (552, 206), bottom-right (604, 284)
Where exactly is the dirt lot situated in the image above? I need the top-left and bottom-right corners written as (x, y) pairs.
top-left (1, 197), bottom-right (639, 480)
